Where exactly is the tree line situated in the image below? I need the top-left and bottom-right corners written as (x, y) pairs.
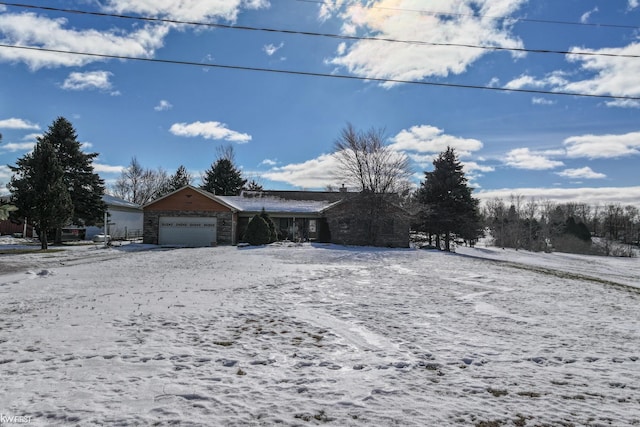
top-left (2, 118), bottom-right (485, 250)
top-left (4, 117), bottom-right (635, 255)
top-left (2, 117), bottom-right (267, 249)
top-left (483, 196), bottom-right (639, 256)
top-left (112, 145), bottom-right (263, 205)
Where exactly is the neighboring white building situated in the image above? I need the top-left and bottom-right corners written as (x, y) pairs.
top-left (86, 195), bottom-right (143, 240)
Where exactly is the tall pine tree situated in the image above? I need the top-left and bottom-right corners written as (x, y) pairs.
top-left (163, 165), bottom-right (193, 194)
top-left (201, 158), bottom-right (246, 196)
top-left (9, 138), bottom-right (73, 249)
top-left (10, 117), bottom-right (105, 244)
top-left (416, 147), bottom-right (482, 251)
top-left (44, 117), bottom-right (106, 230)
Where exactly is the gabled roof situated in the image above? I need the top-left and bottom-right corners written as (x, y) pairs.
top-left (142, 185), bottom-right (239, 212)
top-left (103, 194), bottom-right (141, 210)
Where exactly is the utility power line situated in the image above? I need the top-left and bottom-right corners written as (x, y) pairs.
top-left (0, 2), bottom-right (638, 59)
top-left (1, 43), bottom-right (638, 101)
top-left (296, 0), bottom-right (640, 30)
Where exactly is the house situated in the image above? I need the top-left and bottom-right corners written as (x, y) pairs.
top-left (86, 194), bottom-right (144, 241)
top-left (143, 186), bottom-right (237, 247)
top-left (217, 191), bottom-right (343, 242)
top-left (323, 192), bottom-right (411, 248)
top-left (0, 194), bottom-right (142, 241)
top-left (142, 186), bottom-right (410, 248)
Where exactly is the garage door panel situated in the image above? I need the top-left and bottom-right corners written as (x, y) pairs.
top-left (159, 216), bottom-right (217, 247)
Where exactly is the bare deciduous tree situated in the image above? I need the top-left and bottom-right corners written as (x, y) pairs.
top-left (112, 157), bottom-right (169, 205)
top-left (333, 123), bottom-right (412, 194)
top-left (330, 124), bottom-right (413, 246)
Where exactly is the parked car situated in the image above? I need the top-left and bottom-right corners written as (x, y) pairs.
top-left (92, 234), bottom-right (111, 243)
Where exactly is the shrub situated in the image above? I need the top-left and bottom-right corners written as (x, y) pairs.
top-left (259, 208), bottom-right (278, 243)
top-left (243, 214), bottom-right (272, 245)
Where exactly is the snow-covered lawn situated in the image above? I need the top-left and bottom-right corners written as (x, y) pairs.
top-left (1, 241), bottom-right (639, 426)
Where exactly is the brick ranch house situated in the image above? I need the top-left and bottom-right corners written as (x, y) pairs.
top-left (143, 185), bottom-right (410, 248)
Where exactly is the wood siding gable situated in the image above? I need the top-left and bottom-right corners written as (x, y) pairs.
top-left (144, 187), bottom-right (233, 213)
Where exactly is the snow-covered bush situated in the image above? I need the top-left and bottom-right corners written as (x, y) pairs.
top-left (243, 214), bottom-right (271, 246)
top-left (259, 208), bottom-right (278, 243)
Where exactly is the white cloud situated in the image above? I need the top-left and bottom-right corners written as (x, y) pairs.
top-left (62, 71), bottom-right (114, 91)
top-left (511, 44), bottom-right (640, 106)
top-left (0, 141), bottom-right (36, 153)
top-left (260, 158), bottom-right (277, 166)
top-left (504, 74), bottom-right (545, 90)
top-left (390, 125), bottom-right (483, 157)
top-left (605, 99), bottom-right (640, 108)
top-left (0, 12), bottom-right (170, 70)
top-left (0, 118), bottom-right (40, 130)
top-left (504, 147), bottom-right (564, 170)
top-left (462, 161), bottom-right (496, 187)
top-left (487, 77), bottom-right (501, 87)
top-left (262, 153), bottom-right (340, 188)
top-left (22, 133), bottom-right (42, 140)
top-left (476, 186), bottom-right (640, 208)
top-left (170, 121), bottom-right (252, 143)
top-left (154, 100), bottom-right (173, 111)
top-left (93, 163), bottom-right (126, 174)
top-left (629, 0), bottom-right (639, 10)
top-left (562, 43), bottom-right (640, 103)
top-left (0, 1), bottom-right (269, 70)
top-left (103, 0), bottom-right (269, 23)
top-left (580, 7), bottom-right (598, 24)
top-left (407, 153), bottom-right (438, 167)
top-left (464, 161), bottom-right (496, 174)
top-left (324, 0), bottom-right (527, 87)
top-left (555, 167), bottom-right (606, 179)
top-left (532, 97), bottom-right (555, 105)
top-left (564, 131), bottom-right (640, 159)
top-left (504, 71), bottom-right (570, 91)
top-left (263, 42), bottom-right (284, 56)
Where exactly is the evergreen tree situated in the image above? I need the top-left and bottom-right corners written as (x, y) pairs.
top-left (9, 138), bottom-right (73, 249)
top-left (47, 117), bottom-right (106, 225)
top-left (201, 158), bottom-right (246, 195)
top-left (243, 214), bottom-right (271, 245)
top-left (565, 217), bottom-right (592, 242)
top-left (158, 165), bottom-right (193, 196)
top-left (170, 165), bottom-right (192, 189)
top-left (416, 147), bottom-right (482, 251)
top-left (260, 208), bottom-right (278, 243)
top-left (9, 117), bottom-right (105, 243)
top-left (244, 179), bottom-right (264, 191)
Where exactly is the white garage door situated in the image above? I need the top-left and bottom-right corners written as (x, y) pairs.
top-left (158, 216), bottom-right (217, 247)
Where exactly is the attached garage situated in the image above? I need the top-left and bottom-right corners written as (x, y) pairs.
top-left (158, 216), bottom-right (217, 247)
top-left (143, 186), bottom-right (237, 247)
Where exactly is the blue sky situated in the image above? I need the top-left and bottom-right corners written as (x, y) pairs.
top-left (1, 0), bottom-right (639, 206)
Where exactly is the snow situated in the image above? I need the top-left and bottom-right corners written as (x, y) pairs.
top-left (217, 195), bottom-right (338, 214)
top-left (102, 194), bottom-right (142, 210)
top-left (1, 238), bottom-right (639, 426)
